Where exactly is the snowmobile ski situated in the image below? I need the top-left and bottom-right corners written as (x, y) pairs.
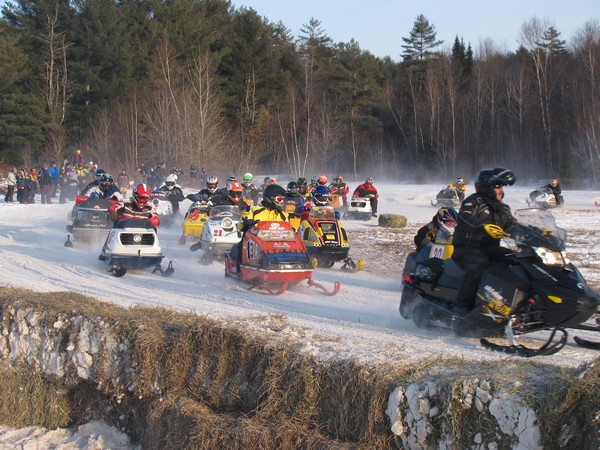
top-left (480, 327), bottom-right (568, 357)
top-left (573, 336), bottom-right (600, 350)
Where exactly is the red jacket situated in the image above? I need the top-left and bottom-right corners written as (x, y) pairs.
top-left (353, 183), bottom-right (378, 199)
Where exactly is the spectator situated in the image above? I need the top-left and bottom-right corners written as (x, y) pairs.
top-left (39, 164), bottom-right (52, 204)
top-left (49, 162), bottom-right (60, 197)
top-left (5, 167), bottom-right (17, 203)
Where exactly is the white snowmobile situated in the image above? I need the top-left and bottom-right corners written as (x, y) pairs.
top-left (65, 195), bottom-right (114, 247)
top-left (345, 196), bottom-right (373, 220)
top-left (527, 186), bottom-right (558, 209)
top-left (190, 205), bottom-right (242, 265)
top-left (98, 218), bottom-right (174, 277)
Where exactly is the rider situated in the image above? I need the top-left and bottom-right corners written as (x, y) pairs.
top-left (80, 168), bottom-right (108, 195)
top-left (87, 173), bottom-right (123, 202)
top-left (544, 178), bottom-right (563, 205)
top-left (353, 177), bottom-right (379, 218)
top-left (295, 185), bottom-right (339, 221)
top-left (241, 172), bottom-right (259, 206)
top-left (447, 177), bottom-right (467, 202)
top-left (108, 183), bottom-right (160, 227)
top-left (186, 176), bottom-right (219, 203)
top-left (451, 168), bottom-right (516, 315)
top-left (231, 184), bottom-right (289, 272)
top-left (208, 179), bottom-right (249, 211)
top-left (414, 207), bottom-right (458, 250)
top-left (297, 177), bottom-right (310, 199)
top-left (157, 173), bottom-right (185, 214)
top-left (328, 175), bottom-right (350, 212)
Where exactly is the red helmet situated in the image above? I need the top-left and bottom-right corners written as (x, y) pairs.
top-left (133, 183), bottom-right (151, 208)
top-left (227, 180), bottom-right (243, 203)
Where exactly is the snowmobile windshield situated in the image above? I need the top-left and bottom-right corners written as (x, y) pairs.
top-left (309, 206), bottom-right (336, 220)
top-left (209, 205), bottom-right (241, 221)
top-left (504, 208), bottom-right (567, 256)
top-left (257, 229), bottom-right (297, 242)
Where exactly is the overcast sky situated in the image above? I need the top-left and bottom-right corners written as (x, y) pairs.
top-left (233, 0), bottom-right (600, 60)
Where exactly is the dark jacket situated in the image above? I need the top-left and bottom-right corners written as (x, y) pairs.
top-left (452, 192), bottom-right (514, 249)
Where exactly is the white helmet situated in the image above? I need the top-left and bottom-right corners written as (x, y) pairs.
top-left (165, 173), bottom-right (177, 189)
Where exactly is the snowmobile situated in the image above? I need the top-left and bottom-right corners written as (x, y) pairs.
top-left (345, 196), bottom-right (373, 220)
top-left (527, 187), bottom-right (557, 209)
top-left (400, 208), bottom-right (600, 356)
top-left (193, 205), bottom-right (242, 265)
top-left (298, 205), bottom-right (363, 271)
top-left (179, 199), bottom-right (211, 245)
top-left (98, 218), bottom-right (174, 277)
top-left (150, 190), bottom-right (176, 227)
top-left (431, 186), bottom-right (462, 207)
top-left (224, 219), bottom-right (340, 296)
top-left (64, 195), bottom-right (114, 248)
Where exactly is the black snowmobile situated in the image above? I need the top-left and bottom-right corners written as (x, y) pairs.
top-left (431, 186), bottom-right (462, 207)
top-left (400, 208), bottom-right (600, 356)
top-left (65, 196), bottom-right (114, 247)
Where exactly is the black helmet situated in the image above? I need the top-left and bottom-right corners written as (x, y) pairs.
top-left (99, 173), bottom-right (113, 193)
top-left (95, 168), bottom-right (107, 182)
top-left (286, 181), bottom-right (299, 194)
top-left (261, 184), bottom-right (287, 210)
top-left (475, 168), bottom-right (516, 199)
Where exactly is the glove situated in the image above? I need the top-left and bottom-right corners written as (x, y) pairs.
top-left (240, 217), bottom-right (258, 232)
top-left (483, 224), bottom-right (506, 239)
top-left (425, 231), bottom-right (436, 242)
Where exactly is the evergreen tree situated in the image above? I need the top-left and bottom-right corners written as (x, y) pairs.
top-left (537, 26), bottom-right (567, 54)
top-left (401, 14), bottom-right (443, 61)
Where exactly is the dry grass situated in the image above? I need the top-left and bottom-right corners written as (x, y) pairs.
top-left (0, 363), bottom-right (71, 429)
top-left (0, 287), bottom-right (599, 449)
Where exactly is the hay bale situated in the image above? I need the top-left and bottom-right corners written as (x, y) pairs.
top-left (378, 214), bottom-right (407, 228)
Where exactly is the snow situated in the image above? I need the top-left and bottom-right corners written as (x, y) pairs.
top-left (1, 182), bottom-right (600, 447)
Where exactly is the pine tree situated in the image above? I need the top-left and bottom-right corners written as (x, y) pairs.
top-left (401, 14), bottom-right (444, 61)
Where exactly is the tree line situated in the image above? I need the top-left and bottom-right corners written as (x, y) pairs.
top-left (1, 1), bottom-right (599, 186)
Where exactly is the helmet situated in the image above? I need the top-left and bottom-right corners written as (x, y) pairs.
top-left (165, 174), bottom-right (177, 189)
top-left (133, 183), bottom-right (151, 208)
top-left (99, 173), bottom-right (114, 193)
top-left (475, 168), bottom-right (516, 199)
top-left (311, 185), bottom-right (331, 206)
top-left (261, 184), bottom-right (287, 211)
top-left (268, 177), bottom-right (277, 185)
top-left (317, 174), bottom-right (328, 185)
top-left (456, 177), bottom-right (464, 185)
top-left (334, 175), bottom-right (344, 183)
top-left (297, 177), bottom-right (307, 186)
top-left (227, 180), bottom-right (243, 203)
top-left (226, 175), bottom-right (237, 183)
top-left (95, 168), bottom-right (107, 182)
top-left (263, 176), bottom-right (270, 184)
top-left (287, 181), bottom-right (299, 194)
top-left (434, 207), bottom-right (458, 234)
top-left (365, 177), bottom-right (374, 185)
top-left (551, 178), bottom-right (559, 187)
top-left (206, 176), bottom-right (218, 193)
top-left (243, 173), bottom-right (253, 182)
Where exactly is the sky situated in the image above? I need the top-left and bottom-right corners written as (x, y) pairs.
top-left (233, 0), bottom-right (600, 60)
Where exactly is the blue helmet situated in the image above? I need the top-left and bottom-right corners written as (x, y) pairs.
top-left (312, 185), bottom-right (331, 206)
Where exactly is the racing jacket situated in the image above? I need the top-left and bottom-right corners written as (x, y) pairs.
top-left (452, 192), bottom-right (514, 249)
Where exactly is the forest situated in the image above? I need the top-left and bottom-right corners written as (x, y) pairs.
top-left (0, 0), bottom-right (599, 186)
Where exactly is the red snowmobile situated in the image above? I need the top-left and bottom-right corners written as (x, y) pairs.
top-left (224, 219), bottom-right (340, 296)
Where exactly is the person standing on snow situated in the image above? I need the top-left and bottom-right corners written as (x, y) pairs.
top-left (38, 165), bottom-right (52, 204)
top-left (353, 177), bottom-right (379, 217)
top-left (451, 168), bottom-right (516, 315)
top-left (5, 167), bottom-right (17, 203)
top-left (49, 162), bottom-right (60, 198)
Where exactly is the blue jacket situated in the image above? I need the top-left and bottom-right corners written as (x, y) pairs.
top-left (49, 166), bottom-right (60, 180)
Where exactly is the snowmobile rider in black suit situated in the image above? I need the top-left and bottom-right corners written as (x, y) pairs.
top-left (544, 178), bottom-right (563, 205)
top-left (157, 173), bottom-right (185, 214)
top-left (451, 168), bottom-right (516, 314)
top-left (80, 168), bottom-right (108, 195)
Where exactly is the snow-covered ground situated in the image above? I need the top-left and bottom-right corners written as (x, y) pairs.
top-left (1, 181), bottom-right (600, 447)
